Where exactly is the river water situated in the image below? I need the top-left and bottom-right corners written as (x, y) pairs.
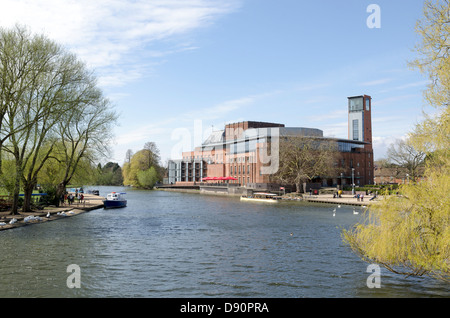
top-left (0, 186), bottom-right (448, 298)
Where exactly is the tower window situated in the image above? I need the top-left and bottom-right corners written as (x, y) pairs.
top-left (352, 119), bottom-right (359, 141)
top-left (349, 97), bottom-right (363, 112)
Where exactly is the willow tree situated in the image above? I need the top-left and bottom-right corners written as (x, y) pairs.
top-left (0, 25), bottom-right (117, 213)
top-left (122, 143), bottom-right (162, 188)
top-left (273, 136), bottom-right (340, 193)
top-left (343, 0), bottom-right (450, 282)
top-left (0, 25), bottom-right (71, 214)
top-left (52, 92), bottom-right (117, 206)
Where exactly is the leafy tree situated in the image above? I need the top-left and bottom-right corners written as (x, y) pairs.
top-left (122, 142), bottom-right (162, 188)
top-left (343, 0), bottom-right (450, 282)
top-left (0, 25), bottom-right (80, 213)
top-left (122, 161), bottom-right (132, 186)
top-left (96, 162), bottom-right (123, 185)
top-left (0, 25), bottom-right (117, 213)
top-left (137, 166), bottom-right (158, 189)
top-left (50, 79), bottom-right (116, 206)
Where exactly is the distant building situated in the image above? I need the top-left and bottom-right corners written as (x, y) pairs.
top-left (167, 95), bottom-right (374, 190)
top-left (374, 165), bottom-right (425, 185)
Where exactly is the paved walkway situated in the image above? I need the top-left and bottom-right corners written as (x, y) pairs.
top-left (302, 194), bottom-right (378, 206)
top-left (0, 193), bottom-right (105, 231)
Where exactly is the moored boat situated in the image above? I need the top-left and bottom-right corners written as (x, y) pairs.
top-left (103, 192), bottom-right (127, 209)
top-left (240, 192), bottom-right (279, 203)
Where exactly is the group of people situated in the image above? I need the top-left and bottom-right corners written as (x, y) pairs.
top-left (59, 189), bottom-right (84, 206)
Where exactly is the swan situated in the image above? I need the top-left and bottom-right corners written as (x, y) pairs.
top-left (9, 218), bottom-right (17, 224)
top-left (46, 212), bottom-right (51, 218)
top-left (332, 208), bottom-right (336, 217)
top-left (353, 208), bottom-right (359, 215)
top-left (0, 222), bottom-right (6, 226)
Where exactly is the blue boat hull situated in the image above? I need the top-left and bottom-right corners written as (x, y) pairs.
top-left (103, 200), bottom-right (127, 209)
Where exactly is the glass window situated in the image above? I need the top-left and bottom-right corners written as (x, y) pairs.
top-left (349, 97), bottom-right (363, 112)
top-left (365, 98), bottom-right (370, 111)
top-left (353, 119), bottom-right (359, 140)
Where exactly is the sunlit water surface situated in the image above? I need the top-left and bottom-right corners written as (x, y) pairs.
top-left (0, 186), bottom-right (448, 297)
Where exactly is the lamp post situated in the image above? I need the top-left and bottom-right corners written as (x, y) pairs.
top-left (352, 168), bottom-right (355, 195)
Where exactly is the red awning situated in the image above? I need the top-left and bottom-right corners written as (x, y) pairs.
top-left (203, 176), bottom-right (237, 181)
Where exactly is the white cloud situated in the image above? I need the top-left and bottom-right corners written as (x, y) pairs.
top-left (360, 78), bottom-right (393, 86)
top-left (0, 0), bottom-right (240, 86)
top-left (372, 134), bottom-right (408, 160)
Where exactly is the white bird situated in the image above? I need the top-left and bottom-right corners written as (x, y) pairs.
top-left (338, 205), bottom-right (341, 208)
top-left (333, 208), bottom-right (336, 217)
top-left (0, 222), bottom-right (6, 226)
top-left (9, 218), bottom-right (17, 224)
top-left (353, 208), bottom-right (359, 215)
top-left (46, 212), bottom-right (51, 218)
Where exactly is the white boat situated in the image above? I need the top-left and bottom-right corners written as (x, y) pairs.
top-left (103, 192), bottom-right (127, 209)
top-left (240, 192), bottom-right (279, 203)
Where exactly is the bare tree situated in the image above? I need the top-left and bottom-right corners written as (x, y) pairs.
top-left (273, 136), bottom-right (340, 193)
top-left (386, 137), bottom-right (425, 180)
top-left (125, 149), bottom-right (133, 163)
top-left (143, 141), bottom-right (161, 168)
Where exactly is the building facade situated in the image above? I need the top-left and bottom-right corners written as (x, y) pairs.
top-left (167, 95), bottom-right (374, 189)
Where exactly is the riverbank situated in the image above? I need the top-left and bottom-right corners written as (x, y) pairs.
top-left (158, 186), bottom-right (379, 207)
top-left (0, 193), bottom-right (104, 231)
top-left (302, 193), bottom-right (378, 206)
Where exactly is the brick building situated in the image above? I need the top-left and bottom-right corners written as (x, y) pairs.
top-left (167, 95), bottom-right (374, 190)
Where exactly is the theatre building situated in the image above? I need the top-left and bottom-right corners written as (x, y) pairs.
top-left (167, 95), bottom-right (374, 191)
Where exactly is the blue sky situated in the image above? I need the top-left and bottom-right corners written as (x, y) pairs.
top-left (0, 0), bottom-right (431, 164)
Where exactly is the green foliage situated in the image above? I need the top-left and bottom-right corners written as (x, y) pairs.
top-left (0, 25), bottom-right (118, 213)
top-left (137, 167), bottom-right (158, 189)
top-left (96, 162), bottom-right (123, 185)
top-left (122, 143), bottom-right (162, 189)
top-left (343, 0), bottom-right (450, 282)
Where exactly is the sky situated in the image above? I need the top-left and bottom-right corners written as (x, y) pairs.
top-left (0, 0), bottom-right (432, 164)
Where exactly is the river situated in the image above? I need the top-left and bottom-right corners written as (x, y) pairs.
top-left (0, 186), bottom-right (448, 298)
